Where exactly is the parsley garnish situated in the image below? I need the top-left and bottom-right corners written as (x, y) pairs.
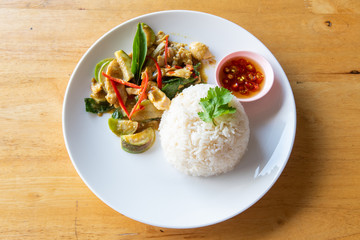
top-left (198, 86), bottom-right (236, 125)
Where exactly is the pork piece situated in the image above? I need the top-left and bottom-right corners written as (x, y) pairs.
top-left (189, 42), bottom-right (214, 61)
top-left (104, 59), bottom-right (128, 107)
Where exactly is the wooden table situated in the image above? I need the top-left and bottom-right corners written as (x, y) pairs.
top-left (1, 0), bottom-right (359, 239)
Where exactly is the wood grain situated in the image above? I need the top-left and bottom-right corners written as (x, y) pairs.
top-left (1, 0), bottom-right (359, 239)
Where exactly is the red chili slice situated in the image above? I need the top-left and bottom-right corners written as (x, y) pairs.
top-left (102, 72), bottom-right (141, 89)
top-left (147, 56), bottom-right (162, 89)
top-left (129, 71), bottom-right (149, 119)
top-left (109, 80), bottom-right (130, 118)
top-left (164, 35), bottom-right (169, 67)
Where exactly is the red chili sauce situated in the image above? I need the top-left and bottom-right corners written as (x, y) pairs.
top-left (219, 57), bottom-right (264, 98)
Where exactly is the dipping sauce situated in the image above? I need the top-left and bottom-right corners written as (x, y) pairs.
top-left (219, 57), bottom-right (265, 98)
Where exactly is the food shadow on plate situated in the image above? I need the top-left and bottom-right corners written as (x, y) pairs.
top-left (238, 76), bottom-right (286, 177)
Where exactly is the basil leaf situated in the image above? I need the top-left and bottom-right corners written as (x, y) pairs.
top-left (162, 77), bottom-right (182, 84)
top-left (162, 79), bottom-right (181, 99)
top-left (84, 98), bottom-right (114, 114)
top-left (180, 77), bottom-right (197, 86)
top-left (193, 62), bottom-right (201, 76)
top-left (112, 108), bottom-right (125, 119)
top-left (131, 23), bottom-right (148, 84)
top-left (161, 77), bottom-right (198, 99)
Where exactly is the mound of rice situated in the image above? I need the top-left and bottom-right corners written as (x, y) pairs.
top-left (159, 84), bottom-right (250, 177)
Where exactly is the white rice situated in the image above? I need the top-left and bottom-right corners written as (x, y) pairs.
top-left (159, 84), bottom-right (250, 177)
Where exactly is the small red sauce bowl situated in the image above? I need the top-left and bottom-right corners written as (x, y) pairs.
top-left (215, 51), bottom-right (274, 102)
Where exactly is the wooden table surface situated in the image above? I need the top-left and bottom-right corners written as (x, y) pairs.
top-left (1, 0), bottom-right (360, 239)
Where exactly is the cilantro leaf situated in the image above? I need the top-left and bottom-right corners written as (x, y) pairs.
top-left (197, 87), bottom-right (236, 125)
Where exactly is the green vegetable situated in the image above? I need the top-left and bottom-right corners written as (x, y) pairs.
top-left (84, 98), bottom-right (114, 114)
top-left (108, 118), bottom-right (138, 136)
top-left (193, 62), bottom-right (201, 76)
top-left (197, 87), bottom-right (236, 125)
top-left (94, 58), bottom-right (113, 83)
top-left (131, 23), bottom-right (148, 84)
top-left (112, 108), bottom-right (125, 119)
top-left (162, 77), bottom-right (198, 99)
top-left (114, 50), bottom-right (133, 82)
top-left (162, 79), bottom-right (181, 99)
top-left (141, 23), bottom-right (156, 46)
top-left (120, 127), bottom-right (155, 153)
top-left (130, 100), bottom-right (164, 121)
top-left (181, 77), bottom-right (198, 85)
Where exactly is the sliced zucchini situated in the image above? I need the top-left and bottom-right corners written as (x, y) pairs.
top-left (108, 119), bottom-right (138, 136)
top-left (121, 127), bottom-right (155, 153)
top-left (114, 50), bottom-right (134, 82)
top-left (131, 100), bottom-right (164, 121)
top-left (94, 58), bottom-right (113, 83)
top-left (141, 23), bottom-right (156, 47)
top-left (137, 119), bottom-right (160, 132)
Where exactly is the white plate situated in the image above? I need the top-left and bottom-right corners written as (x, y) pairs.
top-left (63, 10), bottom-right (296, 229)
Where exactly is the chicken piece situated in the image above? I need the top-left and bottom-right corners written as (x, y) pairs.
top-left (130, 100), bottom-right (164, 121)
top-left (90, 78), bottom-right (107, 102)
top-left (151, 42), bottom-right (165, 59)
top-left (189, 42), bottom-right (214, 61)
top-left (126, 79), bottom-right (157, 97)
top-left (170, 42), bottom-right (187, 49)
top-left (90, 91), bottom-right (107, 103)
top-left (104, 60), bottom-right (128, 107)
top-left (164, 67), bottom-right (192, 79)
top-left (91, 78), bottom-right (103, 93)
top-left (147, 80), bottom-right (158, 89)
top-left (166, 46), bottom-right (176, 65)
top-left (126, 87), bottom-right (141, 95)
top-left (147, 86), bottom-right (171, 110)
top-left (156, 55), bottom-right (165, 67)
top-left (172, 47), bottom-right (193, 66)
top-left (143, 57), bottom-right (157, 81)
top-left (165, 42), bottom-right (187, 66)
top-left (147, 46), bottom-right (155, 56)
top-left (155, 31), bottom-right (167, 45)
